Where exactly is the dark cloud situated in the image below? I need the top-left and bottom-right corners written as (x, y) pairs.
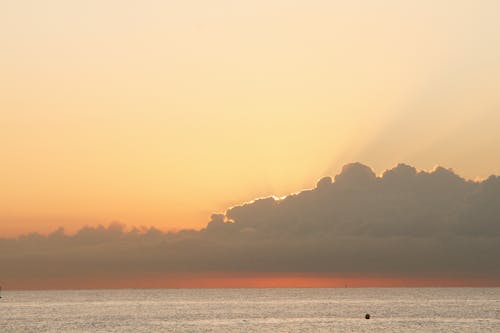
top-left (1, 163), bottom-right (499, 287)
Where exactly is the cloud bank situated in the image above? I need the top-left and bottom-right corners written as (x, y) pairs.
top-left (1, 163), bottom-right (499, 288)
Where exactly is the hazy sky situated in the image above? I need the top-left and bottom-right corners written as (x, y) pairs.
top-left (1, 163), bottom-right (498, 289)
top-left (1, 1), bottom-right (500, 236)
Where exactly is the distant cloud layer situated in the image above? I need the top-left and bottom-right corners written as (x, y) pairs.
top-left (1, 163), bottom-right (499, 287)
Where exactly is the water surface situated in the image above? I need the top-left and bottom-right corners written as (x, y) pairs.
top-left (1, 288), bottom-right (499, 332)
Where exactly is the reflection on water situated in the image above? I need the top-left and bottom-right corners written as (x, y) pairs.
top-left (1, 288), bottom-right (499, 332)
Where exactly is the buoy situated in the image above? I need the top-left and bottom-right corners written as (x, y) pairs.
top-left (365, 314), bottom-right (370, 319)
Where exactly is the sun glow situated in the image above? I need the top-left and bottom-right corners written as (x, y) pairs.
top-left (8, 273), bottom-right (499, 290)
top-left (2, 0), bottom-right (500, 236)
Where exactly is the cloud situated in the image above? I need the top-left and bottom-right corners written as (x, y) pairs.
top-left (1, 163), bottom-right (499, 287)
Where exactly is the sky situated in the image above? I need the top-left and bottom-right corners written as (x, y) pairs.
top-left (1, 163), bottom-right (499, 289)
top-left (1, 1), bottom-right (500, 249)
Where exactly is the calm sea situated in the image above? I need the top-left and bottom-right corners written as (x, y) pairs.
top-left (1, 288), bottom-right (499, 332)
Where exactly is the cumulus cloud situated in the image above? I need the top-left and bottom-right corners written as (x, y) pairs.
top-left (1, 163), bottom-right (499, 287)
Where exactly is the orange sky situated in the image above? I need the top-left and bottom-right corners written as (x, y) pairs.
top-left (8, 272), bottom-right (499, 290)
top-left (1, 1), bottom-right (500, 236)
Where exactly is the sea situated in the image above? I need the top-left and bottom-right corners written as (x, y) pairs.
top-left (1, 288), bottom-right (499, 332)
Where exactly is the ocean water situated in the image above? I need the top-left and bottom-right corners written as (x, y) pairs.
top-left (0, 288), bottom-right (499, 332)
